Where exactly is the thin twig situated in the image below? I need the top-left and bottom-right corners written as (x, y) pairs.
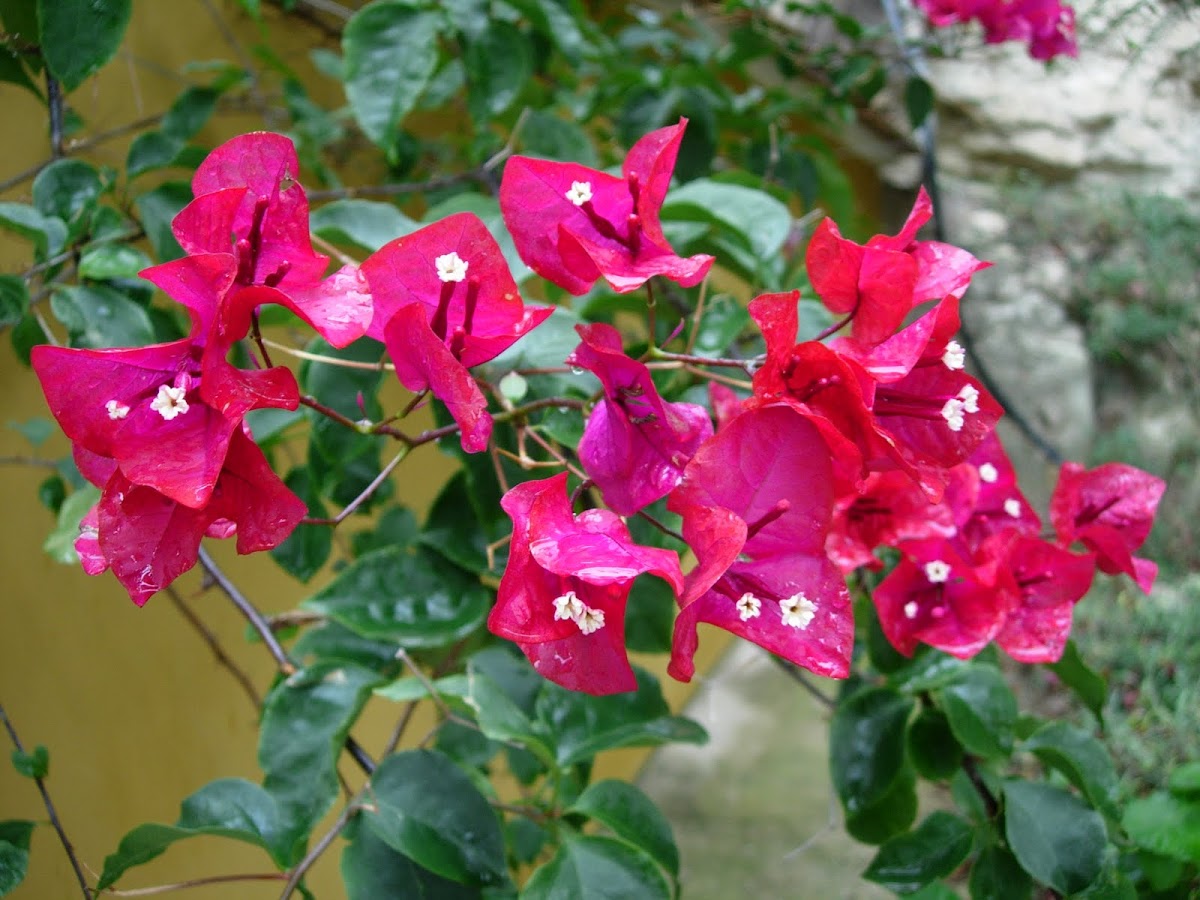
top-left (46, 74), bottom-right (64, 159)
top-left (0, 703), bottom-right (91, 899)
top-left (198, 547), bottom-right (296, 676)
top-left (278, 798), bottom-right (361, 900)
top-left (635, 510), bottom-right (687, 545)
top-left (684, 275), bottom-right (711, 355)
top-left (771, 656), bottom-right (836, 710)
top-left (98, 872), bottom-right (287, 896)
top-left (307, 171), bottom-right (483, 202)
top-left (0, 456), bottom-right (60, 469)
top-left (301, 444), bottom-right (410, 525)
top-left (165, 585), bottom-right (261, 708)
top-left (259, 338), bottom-right (393, 371)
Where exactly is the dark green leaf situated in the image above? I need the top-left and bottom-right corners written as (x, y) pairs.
top-left (863, 811), bottom-right (973, 893)
top-left (830, 686), bottom-right (915, 815)
top-left (96, 779), bottom-right (286, 888)
top-left (43, 484), bottom-right (101, 565)
top-left (1022, 722), bottom-right (1119, 817)
top-left (505, 816), bottom-right (547, 866)
top-left (520, 111), bottom-right (598, 166)
top-left (622, 574), bottom-right (675, 654)
top-left (270, 468), bottom-right (331, 582)
top-left (905, 884), bottom-right (958, 900)
top-left (465, 22), bottom-right (533, 121)
top-left (31, 159), bottom-right (102, 225)
top-left (536, 666), bottom-right (707, 767)
top-left (845, 766), bottom-right (919, 845)
top-left (10, 314), bottom-right (49, 366)
top-left (506, 0), bottom-right (590, 62)
top-left (291, 622), bottom-right (401, 672)
top-left (310, 199), bottom-right (418, 252)
top-left (161, 86), bottom-right (219, 140)
top-left (50, 284), bottom-right (154, 349)
top-left (350, 505), bottom-right (419, 557)
top-left (38, 474), bottom-right (67, 513)
top-left (0, 44), bottom-right (39, 97)
top-left (1003, 780), bottom-right (1107, 894)
top-left (690, 294), bottom-right (750, 360)
top-left (0, 201), bottom-right (67, 258)
top-left (37, 0), bottom-right (132, 92)
top-left (464, 664), bottom-right (553, 763)
top-left (661, 178), bottom-right (792, 263)
top-left (936, 664), bottom-right (1016, 760)
top-left (969, 844), bottom-right (1032, 900)
top-left (78, 243), bottom-right (151, 280)
top-left (907, 708), bottom-right (962, 781)
top-left (1046, 640), bottom-right (1107, 724)
top-left (569, 780), bottom-right (679, 879)
top-left (343, 3), bottom-right (440, 159)
top-left (1122, 792), bottom-right (1200, 864)
top-left (134, 182), bottom-right (191, 261)
top-left (522, 834), bottom-right (671, 900)
top-left (9, 745), bottom-right (47, 779)
top-left (0, 820), bottom-right (33, 896)
top-left (419, 470), bottom-right (507, 575)
top-left (342, 819), bottom-right (482, 900)
top-left (0, 275), bottom-right (29, 327)
top-left (126, 131), bottom-right (185, 179)
top-left (363, 749), bottom-right (507, 886)
top-left (303, 546), bottom-right (490, 648)
top-left (1168, 761), bottom-right (1200, 798)
top-left (259, 663), bottom-right (383, 863)
top-left (904, 76), bottom-right (935, 129)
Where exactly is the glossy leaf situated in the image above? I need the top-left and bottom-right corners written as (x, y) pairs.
top-left (77, 243), bottom-right (152, 281)
top-left (1046, 640), bottom-right (1107, 724)
top-left (969, 844), bottom-right (1032, 900)
top-left (0, 275), bottom-right (29, 327)
top-left (134, 182), bottom-right (191, 261)
top-left (43, 484), bottom-right (101, 565)
top-left (661, 178), bottom-right (791, 263)
top-left (310, 199), bottom-right (418, 253)
top-left (342, 819), bottom-right (482, 900)
top-left (830, 687), bottom-right (915, 815)
top-left (464, 664), bottom-right (553, 764)
top-left (269, 469), bottom-right (331, 582)
top-left (31, 159), bottom-right (103, 226)
top-left (1002, 780), bottom-right (1106, 895)
top-left (9, 745), bottom-right (47, 779)
top-left (864, 811), bottom-right (973, 893)
top-left (303, 546), bottom-right (490, 648)
top-left (936, 664), bottom-right (1016, 760)
top-left (845, 766), bottom-right (919, 846)
top-left (363, 750), bottom-right (507, 886)
top-left (521, 834), bottom-right (671, 900)
top-left (37, 0), bottom-right (132, 91)
top-left (569, 780), bottom-right (679, 879)
top-left (1122, 791), bottom-right (1200, 864)
top-left (907, 708), bottom-right (962, 781)
top-left (0, 202), bottom-right (67, 258)
top-left (50, 285), bottom-right (155, 349)
top-left (464, 21), bottom-right (532, 121)
top-left (1022, 722), bottom-right (1119, 817)
top-left (0, 821), bottom-right (33, 897)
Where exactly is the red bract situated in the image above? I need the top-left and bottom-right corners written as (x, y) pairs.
top-left (361, 213), bottom-right (553, 453)
top-left (499, 119), bottom-right (714, 295)
top-left (957, 432), bottom-right (1041, 551)
top-left (488, 474), bottom-right (684, 695)
top-left (1050, 461), bottom-right (1165, 593)
top-left (873, 538), bottom-right (1015, 658)
top-left (567, 323), bottom-right (712, 515)
top-left (806, 188), bottom-right (988, 346)
top-left (169, 132), bottom-right (372, 349)
top-left (914, 0), bottom-right (1077, 58)
top-left (76, 428), bottom-right (306, 607)
top-left (667, 406), bottom-right (853, 682)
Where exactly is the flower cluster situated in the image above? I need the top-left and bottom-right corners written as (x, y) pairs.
top-left (915, 0), bottom-right (1078, 60)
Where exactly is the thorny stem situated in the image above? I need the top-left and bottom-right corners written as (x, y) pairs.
top-left (0, 703), bottom-right (91, 900)
top-left (165, 585), bottom-right (262, 708)
top-left (98, 872), bottom-right (287, 896)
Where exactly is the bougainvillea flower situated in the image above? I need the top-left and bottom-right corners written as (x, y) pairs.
top-left (831, 296), bottom-right (963, 384)
top-left (32, 340), bottom-right (298, 509)
top-left (499, 119), bottom-right (714, 294)
top-left (1049, 461), bottom-right (1165, 593)
top-left (873, 537), bottom-right (1015, 658)
top-left (806, 188), bottom-right (988, 346)
top-left (566, 323), bottom-right (712, 514)
top-left (667, 406), bottom-right (853, 682)
top-left (956, 431), bottom-right (1041, 551)
top-left (360, 212), bottom-right (553, 453)
top-left (168, 132), bottom-right (372, 349)
top-left (488, 473), bottom-right (684, 695)
top-left (76, 427), bottom-right (306, 606)
top-left (985, 533), bottom-right (1095, 663)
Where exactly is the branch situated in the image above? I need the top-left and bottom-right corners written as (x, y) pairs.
top-left (165, 585), bottom-right (262, 708)
top-left (0, 703), bottom-right (91, 899)
top-left (98, 872), bottom-right (287, 896)
top-left (278, 798), bottom-right (361, 900)
top-left (771, 655), bottom-right (836, 710)
top-left (46, 73), bottom-right (64, 159)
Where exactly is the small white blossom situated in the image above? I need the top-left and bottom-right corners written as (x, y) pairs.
top-left (941, 398), bottom-right (965, 432)
top-left (924, 560), bottom-right (951, 583)
top-left (779, 593), bottom-right (817, 629)
top-left (150, 384), bottom-right (189, 421)
top-left (565, 180), bottom-right (593, 206)
top-left (904, 601), bottom-right (919, 619)
top-left (958, 384), bottom-right (980, 414)
top-left (553, 591), bottom-right (584, 622)
top-left (105, 400), bottom-right (130, 420)
top-left (978, 462), bottom-right (999, 483)
top-left (942, 341), bottom-right (965, 370)
top-left (735, 592), bottom-right (762, 621)
top-left (435, 251), bottom-right (468, 283)
top-left (576, 606), bottom-right (606, 634)
top-left (1004, 498), bottom-right (1022, 518)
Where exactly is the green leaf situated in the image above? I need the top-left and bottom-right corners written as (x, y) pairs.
top-left (863, 811), bottom-right (973, 894)
top-left (463, 664), bottom-right (553, 763)
top-left (1168, 761), bottom-right (1200, 798)
top-left (8, 417), bottom-right (54, 448)
top-left (310, 199), bottom-right (418, 252)
top-left (536, 666), bottom-right (707, 768)
top-left (1022, 722), bottom-right (1119, 817)
top-left (363, 749), bottom-right (507, 886)
top-left (904, 76), bottom-right (935, 129)
top-left (0, 821), bottom-right (34, 897)
top-left (969, 843), bottom-right (1033, 900)
top-left (343, 2), bottom-right (440, 159)
top-left (907, 708), bottom-right (962, 781)
top-left (10, 745), bottom-right (48, 779)
top-left (1122, 791), bottom-right (1200, 864)
top-left (936, 664), bottom-right (1016, 760)
top-left (476, 306), bottom-right (593, 404)
top-left (270, 468), bottom-right (331, 582)
top-left (37, 0), bottom-right (132, 91)
top-left (31, 159), bottom-right (103, 226)
top-left (568, 780), bottom-right (679, 879)
top-left (303, 546), bottom-right (490, 648)
top-left (464, 21), bottom-right (533, 122)
top-left (0, 201), bottom-right (67, 258)
top-left (520, 111), bottom-right (598, 166)
top-left (43, 484), bottom-right (101, 564)
top-left (690, 294), bottom-right (750, 360)
top-left (0, 44), bottom-right (39, 97)
top-left (50, 284), bottom-right (154, 349)
top-left (78, 243), bottom-right (152, 280)
top-left (10, 314), bottom-right (49, 366)
top-left (522, 834), bottom-right (671, 900)
top-left (96, 779), bottom-right (286, 889)
top-left (259, 663), bottom-right (383, 864)
top-left (0, 275), bottom-right (29, 327)
top-left (1002, 780), bottom-right (1107, 894)
top-left (622, 574), bottom-right (675, 654)
top-left (292, 622), bottom-right (401, 673)
top-left (134, 182), bottom-right (191, 261)
top-left (126, 131), bottom-right (185, 179)
top-left (1046, 639), bottom-right (1107, 724)
top-left (161, 85), bottom-right (219, 140)
top-left (830, 686), bottom-right (915, 815)
top-left (342, 819), bottom-right (482, 900)
top-left (38, 474), bottom-right (67, 513)
top-left (845, 766), bottom-right (919, 846)
top-left (419, 470), bottom-right (508, 575)
top-left (661, 178), bottom-right (792, 263)
top-left (506, 0), bottom-right (590, 62)
top-left (350, 505), bottom-right (418, 558)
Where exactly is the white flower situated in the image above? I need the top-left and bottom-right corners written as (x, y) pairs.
top-left (735, 592), bottom-right (762, 621)
top-left (149, 384), bottom-right (189, 421)
top-left (553, 591), bottom-right (584, 622)
top-left (941, 398), bottom-right (965, 432)
top-left (576, 606), bottom-right (606, 634)
top-left (924, 560), bottom-right (951, 583)
top-left (435, 251), bottom-right (468, 283)
top-left (105, 400), bottom-right (130, 420)
top-left (942, 341), bottom-right (965, 370)
top-left (978, 462), bottom-right (999, 483)
top-left (779, 593), bottom-right (817, 629)
top-left (958, 384), bottom-right (979, 414)
top-left (1004, 498), bottom-right (1022, 518)
top-left (565, 181), bottom-right (593, 206)
top-left (904, 601), bottom-right (919, 619)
